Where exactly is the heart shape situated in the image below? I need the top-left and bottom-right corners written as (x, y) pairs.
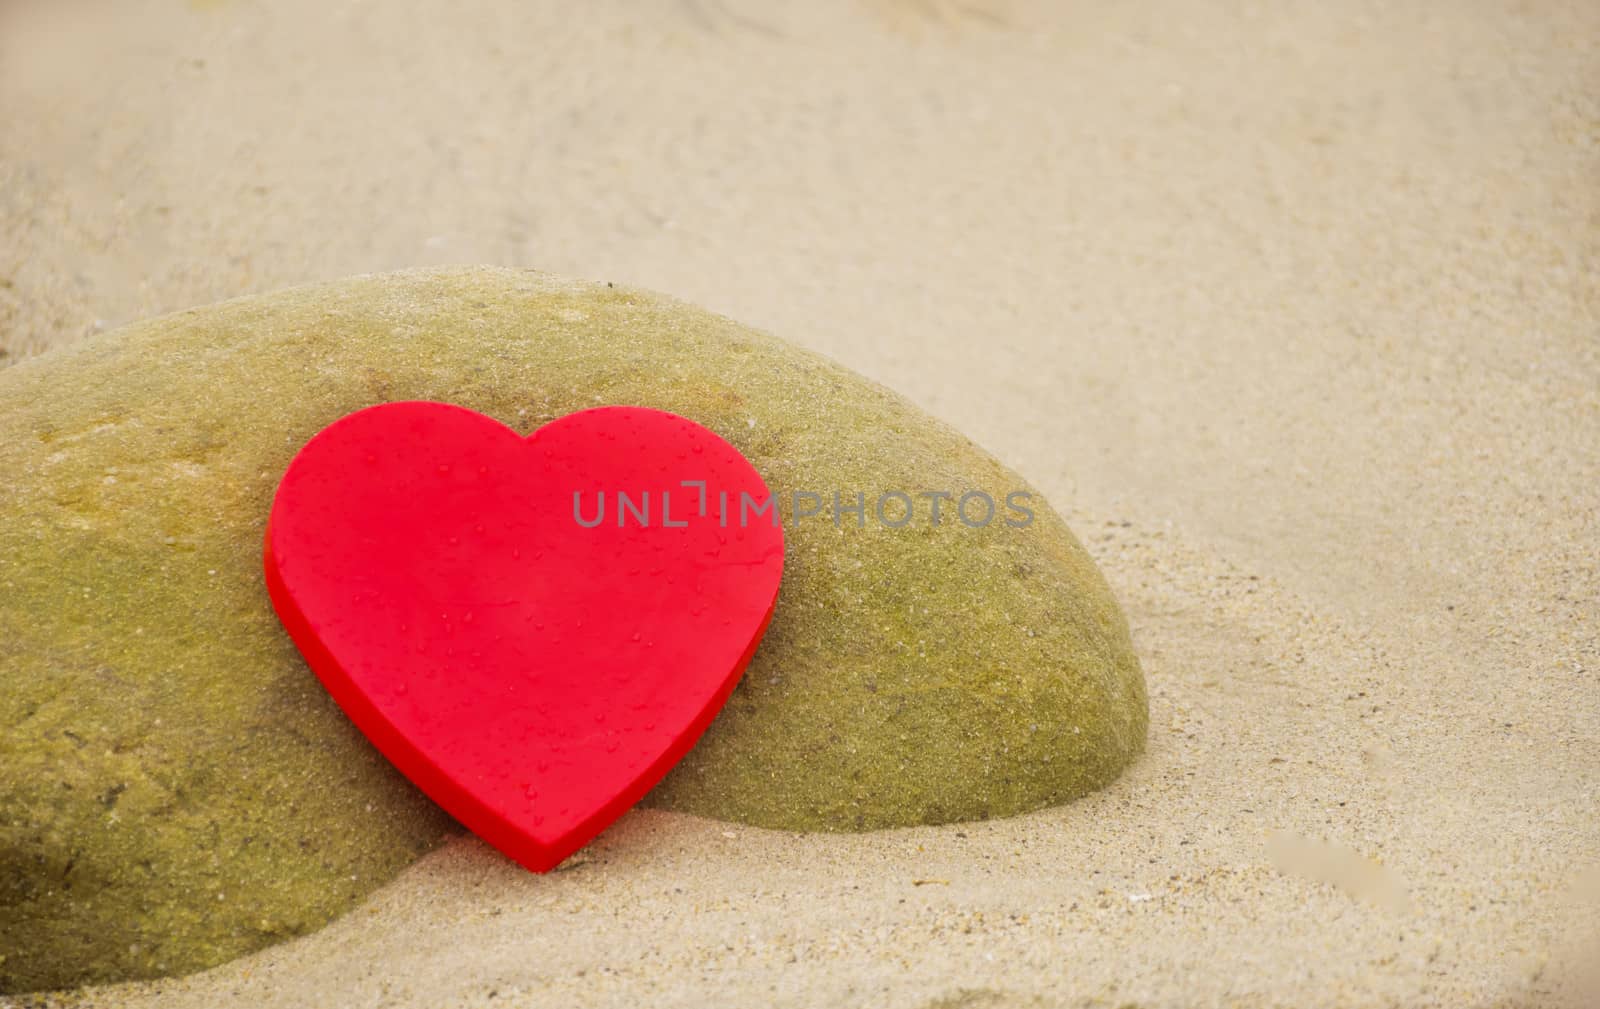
top-left (264, 403), bottom-right (784, 871)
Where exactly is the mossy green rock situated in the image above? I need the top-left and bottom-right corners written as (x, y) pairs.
top-left (0, 267), bottom-right (1146, 992)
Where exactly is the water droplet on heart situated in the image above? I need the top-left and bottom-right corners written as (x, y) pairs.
top-left (523, 784), bottom-right (538, 799)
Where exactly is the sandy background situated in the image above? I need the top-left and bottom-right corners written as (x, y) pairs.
top-left (2, 1), bottom-right (1597, 1006)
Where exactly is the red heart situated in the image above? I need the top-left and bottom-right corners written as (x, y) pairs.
top-left (263, 403), bottom-right (784, 871)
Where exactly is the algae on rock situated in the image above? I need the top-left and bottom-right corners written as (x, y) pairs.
top-left (0, 267), bottom-right (1146, 993)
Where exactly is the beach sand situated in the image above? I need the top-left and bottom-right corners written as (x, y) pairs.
top-left (2, 1), bottom-right (1596, 1005)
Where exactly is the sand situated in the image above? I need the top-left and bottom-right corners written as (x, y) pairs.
top-left (1, 1), bottom-right (1596, 1006)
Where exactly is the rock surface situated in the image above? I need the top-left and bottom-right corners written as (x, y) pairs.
top-left (0, 267), bottom-right (1146, 992)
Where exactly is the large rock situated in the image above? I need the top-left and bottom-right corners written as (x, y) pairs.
top-left (0, 268), bottom-right (1146, 992)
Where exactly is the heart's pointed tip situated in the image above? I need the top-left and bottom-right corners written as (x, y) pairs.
top-left (506, 837), bottom-right (578, 874)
